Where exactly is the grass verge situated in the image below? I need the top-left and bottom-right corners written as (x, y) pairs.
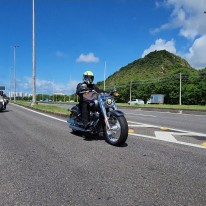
top-left (14, 101), bottom-right (69, 116)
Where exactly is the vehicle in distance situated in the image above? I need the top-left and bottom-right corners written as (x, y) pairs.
top-left (128, 99), bottom-right (144, 105)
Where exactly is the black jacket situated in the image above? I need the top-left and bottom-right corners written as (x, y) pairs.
top-left (76, 82), bottom-right (103, 102)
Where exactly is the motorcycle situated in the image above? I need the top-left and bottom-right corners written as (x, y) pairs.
top-left (67, 89), bottom-right (128, 146)
top-left (0, 91), bottom-right (8, 112)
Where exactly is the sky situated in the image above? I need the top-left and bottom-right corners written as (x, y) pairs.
top-left (0, 0), bottom-right (206, 95)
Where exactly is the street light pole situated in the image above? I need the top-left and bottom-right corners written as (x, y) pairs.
top-left (31, 0), bottom-right (36, 105)
top-left (129, 81), bottom-right (132, 102)
top-left (179, 72), bottom-right (182, 105)
top-left (12, 45), bottom-right (19, 103)
top-left (104, 61), bottom-right (106, 91)
top-left (9, 67), bottom-right (12, 101)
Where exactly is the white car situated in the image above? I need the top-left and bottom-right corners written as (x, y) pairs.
top-left (128, 99), bottom-right (144, 105)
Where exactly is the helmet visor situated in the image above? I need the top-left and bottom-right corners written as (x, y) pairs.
top-left (84, 75), bottom-right (94, 84)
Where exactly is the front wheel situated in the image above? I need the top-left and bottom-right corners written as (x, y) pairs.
top-left (104, 115), bottom-right (128, 146)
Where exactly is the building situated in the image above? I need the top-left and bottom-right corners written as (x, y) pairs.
top-left (9, 92), bottom-right (32, 98)
top-left (150, 94), bottom-right (164, 104)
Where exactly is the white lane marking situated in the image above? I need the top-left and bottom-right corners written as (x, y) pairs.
top-left (128, 121), bottom-right (162, 129)
top-left (13, 103), bottom-right (67, 123)
top-left (154, 131), bottom-right (178, 142)
top-left (171, 132), bottom-right (206, 137)
top-left (129, 124), bottom-right (158, 128)
top-left (129, 133), bottom-right (206, 149)
top-left (125, 112), bottom-right (156, 117)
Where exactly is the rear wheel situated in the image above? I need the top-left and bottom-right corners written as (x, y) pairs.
top-left (104, 115), bottom-right (128, 146)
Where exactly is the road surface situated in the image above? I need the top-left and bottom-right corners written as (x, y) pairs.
top-left (0, 103), bottom-right (205, 205)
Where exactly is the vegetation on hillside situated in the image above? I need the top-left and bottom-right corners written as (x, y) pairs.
top-left (97, 50), bottom-right (206, 105)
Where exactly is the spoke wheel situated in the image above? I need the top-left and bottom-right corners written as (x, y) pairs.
top-left (104, 115), bottom-right (128, 146)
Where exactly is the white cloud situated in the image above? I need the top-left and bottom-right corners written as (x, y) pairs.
top-left (18, 77), bottom-right (78, 95)
top-left (55, 51), bottom-right (68, 58)
top-left (142, 39), bottom-right (176, 57)
top-left (149, 0), bottom-right (206, 68)
top-left (76, 52), bottom-right (99, 63)
top-left (184, 35), bottom-right (206, 68)
top-left (19, 77), bottom-right (55, 93)
top-left (67, 80), bottom-right (79, 94)
top-left (154, 0), bottom-right (206, 39)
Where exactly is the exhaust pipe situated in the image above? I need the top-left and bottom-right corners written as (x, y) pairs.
top-left (69, 124), bottom-right (91, 132)
top-left (67, 118), bottom-right (91, 132)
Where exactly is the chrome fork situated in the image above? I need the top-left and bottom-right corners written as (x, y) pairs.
top-left (98, 95), bottom-right (111, 130)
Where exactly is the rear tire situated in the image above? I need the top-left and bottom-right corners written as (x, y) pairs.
top-left (104, 115), bottom-right (128, 146)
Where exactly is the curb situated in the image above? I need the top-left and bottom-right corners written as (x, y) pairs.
top-left (119, 106), bottom-right (206, 115)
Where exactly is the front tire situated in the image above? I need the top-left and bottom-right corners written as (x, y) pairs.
top-left (104, 115), bottom-right (128, 146)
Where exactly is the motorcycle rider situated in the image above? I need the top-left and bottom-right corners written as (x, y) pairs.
top-left (76, 70), bottom-right (102, 129)
top-left (0, 91), bottom-right (6, 110)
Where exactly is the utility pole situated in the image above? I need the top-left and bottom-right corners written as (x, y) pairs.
top-left (104, 61), bottom-right (106, 91)
top-left (129, 81), bottom-right (132, 102)
top-left (31, 0), bottom-right (36, 105)
top-left (9, 67), bottom-right (12, 101)
top-left (12, 45), bottom-right (19, 103)
top-left (179, 72), bottom-right (182, 105)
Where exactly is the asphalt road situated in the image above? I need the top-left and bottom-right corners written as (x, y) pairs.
top-left (0, 104), bottom-right (206, 206)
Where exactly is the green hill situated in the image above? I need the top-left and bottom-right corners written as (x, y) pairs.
top-left (97, 50), bottom-right (196, 88)
top-left (96, 50), bottom-right (206, 105)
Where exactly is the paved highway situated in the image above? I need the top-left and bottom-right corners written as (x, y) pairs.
top-left (0, 103), bottom-right (206, 205)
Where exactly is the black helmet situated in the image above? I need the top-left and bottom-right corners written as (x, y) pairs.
top-left (83, 70), bottom-right (94, 84)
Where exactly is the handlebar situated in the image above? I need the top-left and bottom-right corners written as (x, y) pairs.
top-left (79, 89), bottom-right (96, 94)
top-left (79, 89), bottom-right (119, 97)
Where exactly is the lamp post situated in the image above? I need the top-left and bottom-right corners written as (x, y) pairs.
top-left (129, 80), bottom-right (132, 102)
top-left (9, 67), bottom-right (12, 101)
top-left (31, 0), bottom-right (36, 105)
top-left (104, 61), bottom-right (106, 91)
top-left (179, 72), bottom-right (182, 105)
top-left (12, 45), bottom-right (19, 102)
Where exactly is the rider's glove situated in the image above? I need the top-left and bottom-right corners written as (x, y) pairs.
top-left (80, 83), bottom-right (87, 91)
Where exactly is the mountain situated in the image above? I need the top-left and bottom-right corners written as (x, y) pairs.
top-left (97, 50), bottom-right (196, 88)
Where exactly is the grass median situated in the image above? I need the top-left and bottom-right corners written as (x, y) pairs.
top-left (14, 101), bottom-right (70, 116)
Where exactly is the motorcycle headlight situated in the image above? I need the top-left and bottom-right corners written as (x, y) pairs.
top-left (105, 97), bottom-right (114, 108)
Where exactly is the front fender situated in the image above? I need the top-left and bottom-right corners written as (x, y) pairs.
top-left (110, 110), bottom-right (125, 117)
